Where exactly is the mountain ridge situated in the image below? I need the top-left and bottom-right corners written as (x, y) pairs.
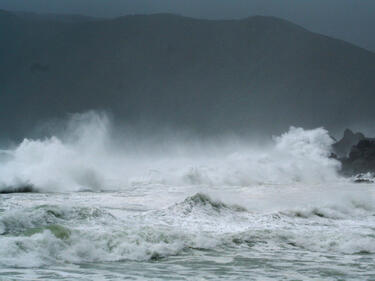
top-left (1, 10), bottom-right (375, 139)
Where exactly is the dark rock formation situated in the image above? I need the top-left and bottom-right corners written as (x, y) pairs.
top-left (0, 185), bottom-right (34, 194)
top-left (332, 129), bottom-right (365, 157)
top-left (331, 129), bottom-right (375, 177)
top-left (339, 138), bottom-right (375, 175)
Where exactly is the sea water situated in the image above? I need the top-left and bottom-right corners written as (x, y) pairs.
top-left (0, 113), bottom-right (374, 280)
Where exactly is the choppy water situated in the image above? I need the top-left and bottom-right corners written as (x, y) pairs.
top-left (1, 183), bottom-right (375, 280)
top-left (0, 112), bottom-right (374, 280)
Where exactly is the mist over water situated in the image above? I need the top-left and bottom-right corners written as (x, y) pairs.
top-left (1, 3), bottom-right (375, 278)
top-left (1, 112), bottom-right (375, 280)
top-left (0, 111), bottom-right (341, 193)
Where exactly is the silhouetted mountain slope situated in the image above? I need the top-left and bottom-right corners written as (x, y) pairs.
top-left (13, 11), bottom-right (99, 23)
top-left (1, 11), bottom-right (375, 138)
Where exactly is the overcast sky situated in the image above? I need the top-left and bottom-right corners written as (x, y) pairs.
top-left (1, 0), bottom-right (374, 51)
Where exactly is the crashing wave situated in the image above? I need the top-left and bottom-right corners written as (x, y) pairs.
top-left (168, 193), bottom-right (247, 216)
top-left (0, 204), bottom-right (112, 235)
top-left (0, 112), bottom-right (343, 192)
top-left (1, 191), bottom-right (375, 269)
top-left (351, 172), bottom-right (375, 183)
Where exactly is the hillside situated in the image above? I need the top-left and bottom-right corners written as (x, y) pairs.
top-left (1, 11), bottom-right (375, 138)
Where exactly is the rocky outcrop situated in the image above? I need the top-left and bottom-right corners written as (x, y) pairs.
top-left (340, 138), bottom-right (375, 175)
top-left (0, 184), bottom-right (34, 194)
top-left (331, 129), bottom-right (375, 176)
top-left (332, 129), bottom-right (365, 157)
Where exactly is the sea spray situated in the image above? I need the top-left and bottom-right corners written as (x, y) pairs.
top-left (0, 112), bottom-right (342, 192)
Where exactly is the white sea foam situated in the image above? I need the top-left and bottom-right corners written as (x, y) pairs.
top-left (0, 112), bottom-right (342, 193)
top-left (0, 189), bottom-right (374, 269)
top-left (0, 113), bottom-right (374, 279)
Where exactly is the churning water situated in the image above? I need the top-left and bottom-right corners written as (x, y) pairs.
top-left (0, 112), bottom-right (374, 280)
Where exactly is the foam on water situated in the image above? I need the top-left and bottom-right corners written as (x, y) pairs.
top-left (0, 188), bottom-right (374, 270)
top-left (0, 112), bottom-right (342, 193)
top-left (0, 112), bottom-right (374, 280)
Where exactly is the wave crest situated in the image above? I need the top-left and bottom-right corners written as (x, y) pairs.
top-left (0, 112), bottom-right (342, 193)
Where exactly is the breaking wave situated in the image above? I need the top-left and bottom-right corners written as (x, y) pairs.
top-left (1, 191), bottom-right (375, 268)
top-left (0, 112), bottom-right (341, 193)
top-left (1, 112), bottom-right (374, 279)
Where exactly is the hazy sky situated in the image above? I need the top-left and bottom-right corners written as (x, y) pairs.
top-left (0, 0), bottom-right (374, 51)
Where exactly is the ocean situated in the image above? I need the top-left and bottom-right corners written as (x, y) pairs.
top-left (0, 112), bottom-right (374, 280)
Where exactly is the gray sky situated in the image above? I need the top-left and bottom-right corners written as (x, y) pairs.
top-left (1, 0), bottom-right (374, 51)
